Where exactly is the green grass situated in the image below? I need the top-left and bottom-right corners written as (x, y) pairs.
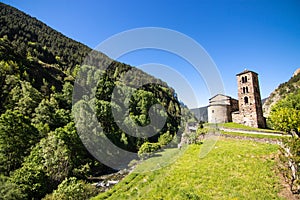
top-left (92, 138), bottom-right (284, 200)
top-left (221, 131), bottom-right (284, 139)
top-left (221, 122), bottom-right (283, 133)
top-left (133, 146), bottom-right (188, 173)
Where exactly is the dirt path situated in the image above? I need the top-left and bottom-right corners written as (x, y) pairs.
top-left (217, 133), bottom-right (281, 144)
top-left (220, 127), bottom-right (286, 137)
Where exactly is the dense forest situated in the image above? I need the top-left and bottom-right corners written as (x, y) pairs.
top-left (0, 3), bottom-right (195, 199)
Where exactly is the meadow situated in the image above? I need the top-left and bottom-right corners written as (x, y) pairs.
top-left (93, 138), bottom-right (284, 200)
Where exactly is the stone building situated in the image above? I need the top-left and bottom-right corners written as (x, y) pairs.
top-left (232, 70), bottom-right (266, 128)
top-left (207, 70), bottom-right (266, 128)
top-left (207, 94), bottom-right (238, 123)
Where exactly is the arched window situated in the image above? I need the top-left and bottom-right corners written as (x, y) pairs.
top-left (246, 87), bottom-right (249, 93)
top-left (244, 96), bottom-right (249, 104)
top-left (243, 87), bottom-right (246, 93)
top-left (242, 77), bottom-right (245, 83)
top-left (244, 76), bottom-right (248, 82)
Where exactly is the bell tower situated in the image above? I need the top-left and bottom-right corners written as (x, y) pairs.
top-left (235, 70), bottom-right (265, 128)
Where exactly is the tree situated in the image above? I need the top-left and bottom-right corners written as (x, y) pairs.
top-left (32, 96), bottom-right (70, 131)
top-left (269, 107), bottom-right (300, 136)
top-left (10, 132), bottom-right (72, 200)
top-left (10, 163), bottom-right (49, 200)
top-left (5, 80), bottom-right (42, 117)
top-left (269, 89), bottom-right (300, 193)
top-left (54, 122), bottom-right (95, 173)
top-left (269, 90), bottom-right (300, 136)
top-left (0, 109), bottom-right (39, 175)
top-left (43, 177), bottom-right (98, 200)
top-left (53, 81), bottom-right (73, 110)
top-left (0, 175), bottom-right (25, 200)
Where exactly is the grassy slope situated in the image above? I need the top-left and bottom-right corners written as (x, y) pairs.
top-left (93, 138), bottom-right (284, 200)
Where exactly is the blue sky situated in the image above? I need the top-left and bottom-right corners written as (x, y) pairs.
top-left (2, 0), bottom-right (300, 108)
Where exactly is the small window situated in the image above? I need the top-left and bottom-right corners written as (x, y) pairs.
top-left (244, 96), bottom-right (249, 104)
top-left (242, 77), bottom-right (245, 83)
top-left (244, 76), bottom-right (248, 82)
top-left (212, 110), bottom-right (214, 113)
top-left (246, 87), bottom-right (249, 93)
top-left (243, 87), bottom-right (246, 93)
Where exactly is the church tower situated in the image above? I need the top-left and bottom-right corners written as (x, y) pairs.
top-left (234, 70), bottom-right (265, 128)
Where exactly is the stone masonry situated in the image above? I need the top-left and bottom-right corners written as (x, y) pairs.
top-left (207, 70), bottom-right (266, 128)
top-left (232, 70), bottom-right (266, 128)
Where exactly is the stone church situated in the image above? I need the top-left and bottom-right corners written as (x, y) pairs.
top-left (207, 70), bottom-right (266, 128)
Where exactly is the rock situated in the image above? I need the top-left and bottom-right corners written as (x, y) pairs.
top-left (108, 180), bottom-right (119, 184)
top-left (293, 68), bottom-right (300, 77)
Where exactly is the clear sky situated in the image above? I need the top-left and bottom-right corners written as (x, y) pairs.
top-left (2, 0), bottom-right (300, 108)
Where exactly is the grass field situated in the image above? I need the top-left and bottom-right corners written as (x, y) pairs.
top-left (92, 138), bottom-right (284, 200)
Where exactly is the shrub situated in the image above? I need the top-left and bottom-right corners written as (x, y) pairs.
top-left (43, 177), bottom-right (98, 200)
top-left (158, 131), bottom-right (173, 146)
top-left (138, 142), bottom-right (161, 159)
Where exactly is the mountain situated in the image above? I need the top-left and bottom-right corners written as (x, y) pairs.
top-left (0, 3), bottom-right (188, 199)
top-left (190, 106), bottom-right (208, 122)
top-left (263, 68), bottom-right (300, 117)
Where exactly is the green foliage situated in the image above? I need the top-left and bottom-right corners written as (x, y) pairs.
top-left (10, 163), bottom-right (50, 200)
top-left (91, 63), bottom-right (181, 152)
top-left (138, 142), bottom-right (161, 158)
top-left (269, 89), bottom-right (300, 193)
top-left (158, 131), bottom-right (173, 146)
top-left (5, 80), bottom-right (42, 116)
top-left (0, 3), bottom-right (100, 72)
top-left (0, 109), bottom-right (39, 175)
top-left (54, 122), bottom-right (98, 175)
top-left (269, 89), bottom-right (300, 136)
top-left (28, 132), bottom-right (72, 183)
top-left (196, 126), bottom-right (208, 135)
top-left (94, 139), bottom-right (281, 200)
top-left (269, 107), bottom-right (300, 135)
top-left (0, 3), bottom-right (185, 199)
top-left (54, 81), bottom-right (73, 109)
top-left (32, 96), bottom-right (70, 131)
top-left (9, 122), bottom-right (100, 200)
top-left (265, 69), bottom-right (300, 115)
top-left (0, 175), bottom-right (25, 200)
top-left (182, 126), bottom-right (208, 145)
top-left (8, 133), bottom-right (71, 199)
top-left (43, 177), bottom-right (98, 200)
top-left (269, 89), bottom-right (300, 194)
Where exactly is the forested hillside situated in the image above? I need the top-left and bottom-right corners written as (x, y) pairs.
top-left (0, 3), bottom-right (188, 199)
top-left (263, 69), bottom-right (300, 117)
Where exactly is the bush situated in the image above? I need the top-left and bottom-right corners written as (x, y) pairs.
top-left (158, 131), bottom-right (173, 146)
top-left (43, 177), bottom-right (98, 200)
top-left (138, 142), bottom-right (161, 159)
